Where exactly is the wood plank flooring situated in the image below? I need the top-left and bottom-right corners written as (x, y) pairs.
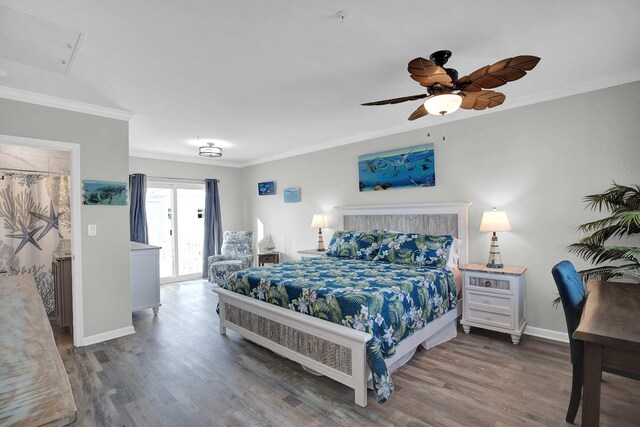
top-left (53, 279), bottom-right (640, 426)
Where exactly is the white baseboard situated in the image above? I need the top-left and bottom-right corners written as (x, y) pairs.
top-left (524, 326), bottom-right (569, 343)
top-left (80, 325), bottom-right (135, 346)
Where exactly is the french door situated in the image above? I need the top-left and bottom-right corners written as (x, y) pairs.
top-left (146, 182), bottom-right (205, 283)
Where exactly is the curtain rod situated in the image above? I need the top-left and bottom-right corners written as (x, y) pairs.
top-left (146, 175), bottom-right (220, 183)
top-left (0, 167), bottom-right (68, 176)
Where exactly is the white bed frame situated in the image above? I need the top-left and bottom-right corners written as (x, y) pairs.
top-left (213, 202), bottom-right (470, 407)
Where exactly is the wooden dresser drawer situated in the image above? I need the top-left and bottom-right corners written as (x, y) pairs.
top-left (466, 308), bottom-right (513, 329)
top-left (467, 291), bottom-right (512, 311)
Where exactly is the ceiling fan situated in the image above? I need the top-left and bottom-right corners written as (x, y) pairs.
top-left (362, 50), bottom-right (540, 120)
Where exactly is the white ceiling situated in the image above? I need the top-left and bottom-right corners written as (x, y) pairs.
top-left (0, 1), bottom-right (639, 167)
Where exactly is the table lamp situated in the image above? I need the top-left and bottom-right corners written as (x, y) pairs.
top-left (479, 207), bottom-right (512, 268)
top-left (310, 213), bottom-right (328, 251)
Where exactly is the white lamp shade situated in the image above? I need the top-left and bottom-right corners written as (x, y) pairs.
top-left (479, 210), bottom-right (512, 232)
top-left (310, 213), bottom-right (328, 228)
top-left (423, 94), bottom-right (463, 116)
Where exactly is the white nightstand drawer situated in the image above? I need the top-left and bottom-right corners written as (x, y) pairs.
top-left (467, 275), bottom-right (512, 294)
top-left (467, 291), bottom-right (512, 311)
top-left (467, 308), bottom-right (513, 329)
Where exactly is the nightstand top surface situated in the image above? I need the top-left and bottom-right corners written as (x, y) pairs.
top-left (459, 263), bottom-right (526, 276)
top-left (257, 251), bottom-right (279, 256)
top-left (297, 249), bottom-right (327, 255)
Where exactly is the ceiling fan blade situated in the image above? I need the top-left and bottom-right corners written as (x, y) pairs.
top-left (361, 93), bottom-right (427, 106)
top-left (408, 58), bottom-right (453, 87)
top-left (456, 55), bottom-right (540, 90)
top-left (460, 90), bottom-right (506, 110)
top-left (408, 104), bottom-right (428, 121)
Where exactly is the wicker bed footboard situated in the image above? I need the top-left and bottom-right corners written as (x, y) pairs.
top-left (213, 285), bottom-right (458, 407)
top-left (213, 286), bottom-right (372, 406)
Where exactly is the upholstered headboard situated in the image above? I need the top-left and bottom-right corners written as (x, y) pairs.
top-left (335, 203), bottom-right (471, 265)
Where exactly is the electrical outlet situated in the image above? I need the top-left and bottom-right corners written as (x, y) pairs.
top-left (88, 224), bottom-right (97, 236)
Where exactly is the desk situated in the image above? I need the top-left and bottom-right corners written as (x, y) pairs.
top-left (573, 280), bottom-right (640, 427)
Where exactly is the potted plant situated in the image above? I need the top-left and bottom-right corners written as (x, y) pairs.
top-left (568, 182), bottom-right (640, 282)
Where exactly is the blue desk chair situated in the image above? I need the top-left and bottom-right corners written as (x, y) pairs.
top-left (552, 260), bottom-right (587, 424)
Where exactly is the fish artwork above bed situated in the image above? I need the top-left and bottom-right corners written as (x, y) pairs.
top-left (358, 143), bottom-right (435, 192)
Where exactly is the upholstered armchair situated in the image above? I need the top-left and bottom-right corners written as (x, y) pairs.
top-left (208, 231), bottom-right (254, 284)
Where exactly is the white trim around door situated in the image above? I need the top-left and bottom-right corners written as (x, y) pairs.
top-left (0, 134), bottom-right (85, 346)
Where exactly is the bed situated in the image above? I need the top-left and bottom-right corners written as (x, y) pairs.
top-left (212, 203), bottom-right (470, 407)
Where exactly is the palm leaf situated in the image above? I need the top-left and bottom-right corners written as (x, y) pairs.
top-left (568, 244), bottom-right (640, 264)
top-left (584, 182), bottom-right (640, 213)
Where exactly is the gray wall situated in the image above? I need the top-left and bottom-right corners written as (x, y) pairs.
top-left (0, 98), bottom-right (132, 338)
top-left (241, 81), bottom-right (640, 333)
top-left (2, 81), bottom-right (637, 339)
top-left (129, 157), bottom-right (244, 232)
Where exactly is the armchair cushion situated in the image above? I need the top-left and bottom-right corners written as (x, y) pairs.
top-left (241, 254), bottom-right (253, 269)
top-left (209, 260), bottom-right (245, 285)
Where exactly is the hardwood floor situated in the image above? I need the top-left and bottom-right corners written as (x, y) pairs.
top-left (53, 280), bottom-right (640, 427)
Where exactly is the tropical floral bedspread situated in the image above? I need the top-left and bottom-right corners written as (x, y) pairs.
top-left (223, 256), bottom-right (457, 404)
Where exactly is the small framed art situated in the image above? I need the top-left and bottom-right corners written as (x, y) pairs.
top-left (82, 180), bottom-right (128, 205)
top-left (258, 181), bottom-right (276, 195)
top-left (283, 187), bottom-right (300, 203)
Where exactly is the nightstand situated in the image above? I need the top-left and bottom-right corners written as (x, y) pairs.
top-left (459, 263), bottom-right (527, 345)
top-left (297, 249), bottom-right (327, 259)
top-left (257, 252), bottom-right (279, 266)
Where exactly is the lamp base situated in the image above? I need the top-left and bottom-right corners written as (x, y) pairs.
top-left (317, 228), bottom-right (325, 252)
top-left (486, 232), bottom-right (504, 269)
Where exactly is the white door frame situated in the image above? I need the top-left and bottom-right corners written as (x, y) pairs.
top-left (0, 134), bottom-right (84, 345)
top-left (148, 180), bottom-right (204, 283)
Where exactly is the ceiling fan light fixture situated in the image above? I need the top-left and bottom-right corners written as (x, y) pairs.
top-left (424, 94), bottom-right (463, 116)
top-left (199, 142), bottom-right (222, 158)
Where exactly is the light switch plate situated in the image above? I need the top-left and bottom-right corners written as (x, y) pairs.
top-left (88, 224), bottom-right (97, 236)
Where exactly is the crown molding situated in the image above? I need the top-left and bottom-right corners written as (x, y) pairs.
top-left (0, 85), bottom-right (135, 121)
top-left (237, 72), bottom-right (640, 168)
top-left (129, 150), bottom-right (243, 168)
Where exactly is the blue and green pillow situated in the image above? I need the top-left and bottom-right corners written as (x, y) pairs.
top-left (326, 230), bottom-right (384, 260)
top-left (374, 233), bottom-right (453, 269)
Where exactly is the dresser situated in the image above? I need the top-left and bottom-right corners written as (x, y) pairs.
top-left (459, 263), bottom-right (527, 344)
top-left (52, 252), bottom-right (73, 331)
top-left (130, 242), bottom-right (162, 314)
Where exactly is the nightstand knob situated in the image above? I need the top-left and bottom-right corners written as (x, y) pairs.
top-left (484, 280), bottom-right (492, 287)
top-left (485, 315), bottom-right (492, 321)
top-left (483, 299), bottom-right (492, 304)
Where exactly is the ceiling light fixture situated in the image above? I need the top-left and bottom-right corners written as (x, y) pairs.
top-left (197, 136), bottom-right (222, 158)
top-left (423, 94), bottom-right (463, 116)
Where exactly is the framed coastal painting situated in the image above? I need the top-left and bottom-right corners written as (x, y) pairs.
top-left (258, 181), bottom-right (276, 196)
top-left (283, 187), bottom-right (300, 203)
top-left (82, 180), bottom-right (128, 205)
top-left (358, 143), bottom-right (435, 191)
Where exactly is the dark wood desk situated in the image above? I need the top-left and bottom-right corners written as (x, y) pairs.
top-left (573, 280), bottom-right (640, 427)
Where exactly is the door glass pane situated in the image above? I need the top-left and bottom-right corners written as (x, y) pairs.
top-left (146, 187), bottom-right (174, 279)
top-left (177, 188), bottom-right (205, 276)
